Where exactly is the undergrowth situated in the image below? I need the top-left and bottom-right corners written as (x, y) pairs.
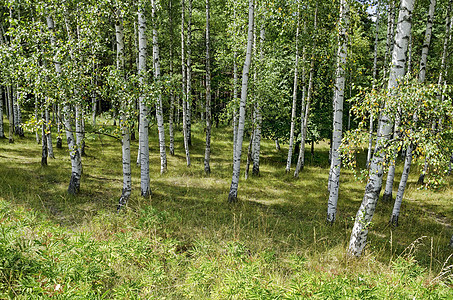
top-left (1, 119), bottom-right (453, 298)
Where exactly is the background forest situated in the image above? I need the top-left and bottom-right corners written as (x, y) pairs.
top-left (1, 0), bottom-right (453, 298)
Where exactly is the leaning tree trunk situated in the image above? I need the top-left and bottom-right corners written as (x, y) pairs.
top-left (391, 0), bottom-right (438, 226)
top-left (152, 0), bottom-right (168, 174)
top-left (115, 11), bottom-right (132, 211)
top-left (348, 0), bottom-right (414, 257)
top-left (47, 15), bottom-right (82, 194)
top-left (286, 5), bottom-right (300, 173)
top-left (327, 0), bottom-right (349, 224)
top-left (367, 1), bottom-right (380, 168)
top-left (186, 0), bottom-right (192, 146)
top-left (204, 0), bottom-right (212, 175)
top-left (138, 0), bottom-right (151, 196)
top-left (181, 0), bottom-right (191, 166)
top-left (228, 0), bottom-right (254, 203)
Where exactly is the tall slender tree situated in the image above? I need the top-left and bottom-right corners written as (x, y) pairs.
top-left (151, 0), bottom-right (168, 174)
top-left (204, 0), bottom-right (212, 175)
top-left (138, 0), bottom-right (151, 196)
top-left (348, 0), bottom-right (414, 257)
top-left (228, 0), bottom-right (254, 203)
top-left (327, 0), bottom-right (349, 223)
top-left (181, 0), bottom-right (191, 166)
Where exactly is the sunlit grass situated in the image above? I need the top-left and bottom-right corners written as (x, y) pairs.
top-left (1, 116), bottom-right (453, 298)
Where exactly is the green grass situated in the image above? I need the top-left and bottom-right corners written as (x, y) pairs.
top-left (1, 117), bottom-right (453, 299)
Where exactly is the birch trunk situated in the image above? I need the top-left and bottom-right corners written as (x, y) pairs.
top-left (233, 54), bottom-right (238, 158)
top-left (367, 1), bottom-right (380, 168)
top-left (152, 0), bottom-right (168, 174)
top-left (34, 97), bottom-right (40, 143)
top-left (186, 0), bottom-right (192, 146)
top-left (181, 0), bottom-right (191, 166)
top-left (45, 106), bottom-right (54, 159)
top-left (41, 109), bottom-right (47, 166)
top-left (56, 104), bottom-right (62, 148)
top-left (7, 85), bottom-right (13, 143)
top-left (204, 0), bottom-right (212, 175)
top-left (383, 0), bottom-right (395, 81)
top-left (0, 88), bottom-right (3, 139)
top-left (348, 0), bottom-right (414, 257)
top-left (12, 87), bottom-right (23, 136)
top-left (286, 5), bottom-right (300, 173)
top-left (115, 11), bottom-right (132, 211)
top-left (228, 0), bottom-right (254, 203)
top-left (169, 0), bottom-right (175, 156)
top-left (293, 46), bottom-right (307, 178)
top-left (138, 0), bottom-right (151, 196)
top-left (391, 0), bottom-right (438, 225)
top-left (327, 0), bottom-right (349, 223)
top-left (252, 27), bottom-right (264, 176)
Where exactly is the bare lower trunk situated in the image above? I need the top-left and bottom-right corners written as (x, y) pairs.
top-left (327, 0), bottom-right (349, 223)
top-left (252, 27), bottom-right (264, 176)
top-left (7, 86), bottom-right (13, 143)
top-left (169, 1), bottom-right (175, 156)
top-left (41, 110), bottom-right (48, 166)
top-left (56, 104), bottom-right (62, 148)
top-left (34, 97), bottom-right (39, 143)
top-left (348, 0), bottom-right (414, 257)
top-left (45, 106), bottom-right (54, 158)
top-left (228, 0), bottom-right (254, 203)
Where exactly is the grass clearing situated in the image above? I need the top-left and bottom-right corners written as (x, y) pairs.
top-left (1, 118), bottom-right (453, 298)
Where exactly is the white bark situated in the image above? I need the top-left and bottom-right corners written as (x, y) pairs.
top-left (47, 15), bottom-right (82, 194)
top-left (383, 0), bottom-right (395, 81)
top-left (0, 88), bottom-right (3, 138)
top-left (115, 11), bottom-right (132, 211)
top-left (293, 46), bottom-right (306, 178)
top-left (348, 0), bottom-right (414, 257)
top-left (152, 0), bottom-right (168, 174)
top-left (367, 1), bottom-right (381, 168)
top-left (232, 6), bottom-right (238, 159)
top-left (7, 85), bottom-right (13, 143)
top-left (34, 97), bottom-right (39, 143)
top-left (419, 0), bottom-right (436, 83)
top-left (181, 0), bottom-right (191, 166)
top-left (286, 6), bottom-right (300, 173)
top-left (41, 109), bottom-right (47, 166)
top-left (327, 0), bottom-right (349, 223)
top-left (251, 26), bottom-right (264, 176)
top-left (169, 0), bottom-right (175, 156)
top-left (204, 0), bottom-right (212, 175)
top-left (391, 0), bottom-right (438, 224)
top-left (45, 106), bottom-right (54, 159)
top-left (138, 0), bottom-right (151, 196)
top-left (186, 0), bottom-right (192, 146)
top-left (228, 0), bottom-right (254, 203)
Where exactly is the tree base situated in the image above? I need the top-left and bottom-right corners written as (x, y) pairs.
top-left (390, 214), bottom-right (399, 227)
top-left (117, 192), bottom-right (130, 212)
top-left (382, 193), bottom-right (392, 202)
top-left (68, 174), bottom-right (80, 195)
top-left (228, 193), bottom-right (238, 203)
top-left (417, 174), bottom-right (425, 185)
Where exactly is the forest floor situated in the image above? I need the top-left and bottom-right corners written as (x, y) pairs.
top-left (1, 118), bottom-right (453, 299)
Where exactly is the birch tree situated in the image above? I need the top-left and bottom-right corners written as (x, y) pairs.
top-left (181, 0), bottom-right (191, 166)
top-left (115, 8), bottom-right (132, 211)
top-left (204, 0), bottom-right (212, 175)
top-left (151, 0), bottom-right (168, 174)
top-left (327, 0), bottom-right (349, 223)
top-left (168, 0), bottom-right (175, 156)
top-left (138, 0), bottom-right (151, 196)
top-left (228, 0), bottom-right (254, 203)
top-left (186, 0), bottom-right (193, 146)
top-left (348, 0), bottom-right (414, 257)
top-left (390, 0), bottom-right (438, 226)
top-left (285, 5), bottom-right (300, 173)
top-left (0, 88), bottom-right (4, 139)
top-left (47, 15), bottom-right (82, 195)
